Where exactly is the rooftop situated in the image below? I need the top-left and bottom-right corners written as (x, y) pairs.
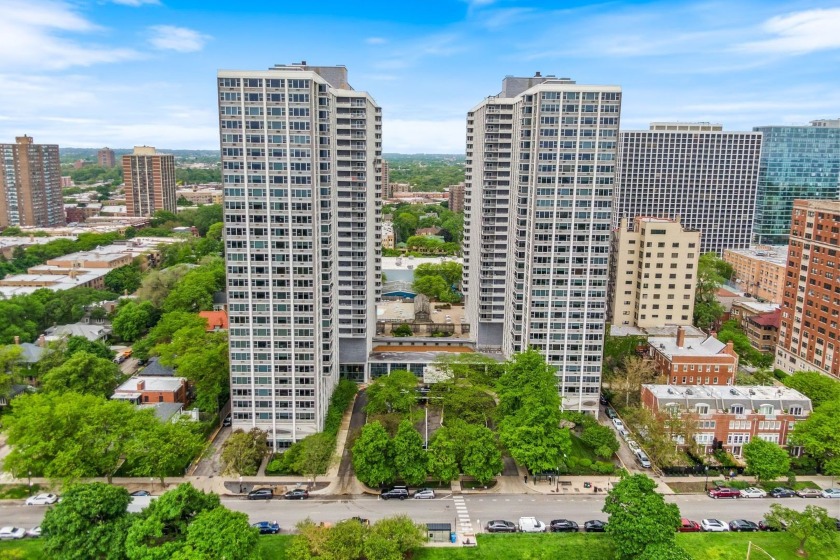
top-left (648, 334), bottom-right (729, 359)
top-left (199, 310), bottom-right (228, 331)
top-left (45, 323), bottom-right (110, 342)
top-left (749, 309), bottom-right (782, 328)
top-left (644, 384), bottom-right (812, 413)
top-left (724, 246), bottom-right (788, 266)
top-left (140, 357), bottom-right (176, 377)
top-left (138, 402), bottom-right (185, 422)
top-left (115, 375), bottom-right (186, 394)
top-left (734, 301), bottom-right (780, 314)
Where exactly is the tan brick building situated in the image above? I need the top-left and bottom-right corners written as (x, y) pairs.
top-left (97, 147), bottom-right (116, 168)
top-left (0, 136), bottom-right (64, 228)
top-left (744, 309), bottom-right (780, 353)
top-left (123, 146), bottom-right (176, 217)
top-left (723, 246), bottom-right (787, 303)
top-left (648, 326), bottom-right (739, 386)
top-left (642, 384), bottom-right (812, 457)
top-left (609, 217), bottom-right (701, 328)
top-left (776, 199), bottom-right (840, 377)
top-left (448, 182), bottom-right (465, 213)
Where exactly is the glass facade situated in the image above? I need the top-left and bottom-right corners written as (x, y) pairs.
top-left (753, 122), bottom-right (840, 246)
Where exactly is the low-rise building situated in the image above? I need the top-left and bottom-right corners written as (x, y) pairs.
top-left (199, 310), bottom-right (228, 332)
top-left (649, 326), bottom-right (739, 386)
top-left (641, 384), bottom-right (812, 457)
top-left (744, 309), bottom-right (781, 353)
top-left (730, 300), bottom-right (780, 327)
top-left (723, 246), bottom-right (787, 303)
top-left (381, 221), bottom-right (395, 249)
top-left (176, 186), bottom-right (223, 206)
top-left (112, 375), bottom-right (188, 405)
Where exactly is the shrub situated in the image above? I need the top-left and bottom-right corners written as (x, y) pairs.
top-left (594, 461), bottom-right (616, 474)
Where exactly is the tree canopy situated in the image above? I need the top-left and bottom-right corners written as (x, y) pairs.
top-left (743, 438), bottom-right (791, 483)
top-left (791, 400), bottom-right (840, 476)
top-left (352, 421), bottom-right (395, 487)
top-left (365, 370), bottom-right (418, 415)
top-left (783, 371), bottom-right (840, 409)
top-left (41, 351), bottom-right (121, 398)
top-left (764, 503), bottom-right (839, 557)
top-left (694, 252), bottom-right (728, 330)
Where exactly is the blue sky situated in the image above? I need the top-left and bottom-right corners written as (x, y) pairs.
top-left (1, 0), bottom-right (839, 153)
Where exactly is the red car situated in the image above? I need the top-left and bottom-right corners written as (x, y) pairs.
top-left (678, 518), bottom-right (701, 532)
top-left (708, 487), bottom-right (740, 499)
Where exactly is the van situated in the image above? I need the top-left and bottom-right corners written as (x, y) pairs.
top-left (635, 451), bottom-right (652, 469)
top-left (518, 517), bottom-right (546, 533)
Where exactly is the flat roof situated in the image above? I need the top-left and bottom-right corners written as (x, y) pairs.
top-left (724, 246), bottom-right (788, 265)
top-left (648, 335), bottom-right (727, 358)
top-left (115, 375), bottom-right (186, 393)
top-left (644, 384), bottom-right (812, 412)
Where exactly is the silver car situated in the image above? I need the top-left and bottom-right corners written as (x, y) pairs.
top-left (822, 488), bottom-right (840, 498)
top-left (413, 488), bottom-right (436, 499)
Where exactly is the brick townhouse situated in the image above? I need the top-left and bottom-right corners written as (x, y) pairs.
top-left (648, 326), bottom-right (739, 386)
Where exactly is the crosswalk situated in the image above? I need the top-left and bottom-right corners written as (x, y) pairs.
top-left (453, 494), bottom-right (474, 537)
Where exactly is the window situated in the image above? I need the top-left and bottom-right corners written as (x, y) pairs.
top-left (758, 404), bottom-right (775, 415)
top-left (730, 405), bottom-right (744, 415)
top-left (695, 404), bottom-right (709, 414)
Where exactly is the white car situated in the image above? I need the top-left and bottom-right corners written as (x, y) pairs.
top-left (0, 527), bottom-right (26, 540)
top-left (413, 488), bottom-right (436, 499)
top-left (612, 418), bottom-right (624, 430)
top-left (740, 487), bottom-right (767, 498)
top-left (700, 518), bottom-right (729, 532)
top-left (822, 488), bottom-right (840, 498)
top-left (518, 517), bottom-right (546, 533)
top-left (25, 493), bottom-right (59, 506)
top-left (626, 440), bottom-right (641, 453)
top-left (26, 526), bottom-right (41, 538)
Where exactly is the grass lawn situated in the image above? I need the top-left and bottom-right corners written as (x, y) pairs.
top-left (0, 538), bottom-right (49, 559)
top-left (256, 534), bottom-right (293, 559)
top-left (415, 533), bottom-right (615, 559)
top-left (0, 484), bottom-right (42, 500)
top-left (568, 434), bottom-right (599, 462)
top-left (678, 531), bottom-right (840, 560)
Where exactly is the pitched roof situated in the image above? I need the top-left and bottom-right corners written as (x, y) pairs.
top-left (199, 310), bottom-right (228, 331)
top-left (750, 309), bottom-right (781, 328)
top-left (140, 357), bottom-right (175, 377)
top-left (17, 343), bottom-right (46, 363)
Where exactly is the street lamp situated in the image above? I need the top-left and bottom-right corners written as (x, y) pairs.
top-left (28, 470), bottom-right (32, 496)
top-left (704, 466), bottom-right (710, 491)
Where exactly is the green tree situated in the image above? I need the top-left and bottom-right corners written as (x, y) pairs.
top-left (65, 336), bottom-right (114, 360)
top-left (42, 482), bottom-right (132, 560)
top-left (365, 369), bottom-right (418, 415)
top-left (426, 429), bottom-right (460, 484)
top-left (461, 425), bottom-right (503, 484)
top-left (291, 432), bottom-right (336, 482)
top-left (412, 275), bottom-right (449, 300)
top-left (784, 371), bottom-right (840, 409)
top-left (393, 212), bottom-right (418, 243)
top-left (220, 428), bottom-right (268, 476)
top-left (603, 474), bottom-right (681, 560)
top-left (135, 264), bottom-right (193, 307)
top-left (392, 420), bottom-right (427, 486)
top-left (392, 323), bottom-right (413, 337)
top-left (104, 264), bottom-right (142, 295)
top-left (132, 311), bottom-right (207, 360)
top-left (321, 518), bottom-right (366, 560)
top-left (182, 507), bottom-right (260, 560)
top-left (790, 400), bottom-right (840, 476)
top-left (127, 419), bottom-right (204, 486)
top-left (162, 258), bottom-right (224, 313)
top-left (764, 503), bottom-right (839, 557)
top-left (154, 327), bottom-right (229, 412)
top-left (612, 355), bottom-right (658, 408)
top-left (41, 351), bottom-right (121, 397)
top-left (743, 438), bottom-right (791, 483)
top-left (111, 300), bottom-right (159, 342)
top-left (364, 515), bottom-right (427, 560)
top-left (352, 421), bottom-right (395, 487)
top-left (694, 252), bottom-right (727, 329)
top-left (637, 543), bottom-right (693, 560)
top-left (0, 345), bottom-right (22, 397)
top-left (581, 423), bottom-right (621, 460)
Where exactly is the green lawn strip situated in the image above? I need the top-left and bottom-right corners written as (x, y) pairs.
top-left (0, 538), bottom-right (49, 559)
top-left (256, 534), bottom-right (293, 559)
top-left (0, 484), bottom-right (42, 499)
top-left (678, 531), bottom-right (840, 560)
top-left (415, 533), bottom-right (616, 559)
top-left (568, 434), bottom-right (599, 462)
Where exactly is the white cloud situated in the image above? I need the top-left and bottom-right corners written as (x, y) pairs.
top-left (365, 37), bottom-right (387, 45)
top-left (0, 0), bottom-right (140, 70)
top-left (110, 0), bottom-right (160, 5)
top-left (374, 33), bottom-right (465, 70)
top-left (738, 8), bottom-right (840, 55)
top-left (148, 25), bottom-right (210, 52)
top-left (383, 119), bottom-right (465, 153)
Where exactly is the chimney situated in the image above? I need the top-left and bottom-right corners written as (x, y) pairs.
top-left (37, 334), bottom-right (46, 347)
top-left (137, 379), bottom-right (145, 391)
top-left (724, 341), bottom-right (735, 356)
top-left (676, 326), bottom-right (686, 349)
top-left (14, 336), bottom-right (20, 345)
top-left (535, 71), bottom-right (542, 77)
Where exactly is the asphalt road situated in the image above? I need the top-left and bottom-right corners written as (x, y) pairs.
top-left (6, 494), bottom-right (840, 532)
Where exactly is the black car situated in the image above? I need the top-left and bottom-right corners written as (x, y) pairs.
top-left (284, 488), bottom-right (309, 500)
top-left (380, 487), bottom-right (410, 500)
top-left (247, 488), bottom-right (274, 500)
top-left (485, 520), bottom-right (517, 533)
top-left (758, 520), bottom-right (787, 532)
top-left (599, 394), bottom-right (609, 406)
top-left (347, 517), bottom-right (370, 526)
top-left (729, 519), bottom-right (759, 532)
top-left (222, 415), bottom-right (232, 427)
top-left (130, 490), bottom-right (151, 497)
top-left (252, 521), bottom-right (280, 534)
top-left (584, 520), bottom-right (607, 532)
top-left (769, 487), bottom-right (797, 498)
top-left (549, 519), bottom-right (579, 533)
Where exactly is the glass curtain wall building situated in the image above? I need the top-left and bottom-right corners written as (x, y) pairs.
top-left (217, 64), bottom-right (381, 449)
top-left (753, 120), bottom-right (840, 246)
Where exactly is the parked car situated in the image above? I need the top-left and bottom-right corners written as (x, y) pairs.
top-left (284, 489), bottom-right (309, 500)
top-left (708, 487), bottom-right (740, 499)
top-left (605, 407), bottom-right (618, 420)
top-left (729, 519), bottom-right (759, 532)
top-left (612, 418), bottom-right (624, 430)
top-left (26, 526), bottom-right (42, 538)
top-left (130, 490), bottom-right (151, 497)
top-left (348, 517), bottom-right (370, 526)
top-left (599, 394), bottom-right (609, 406)
top-left (769, 487), bottom-right (797, 498)
top-left (678, 518), bottom-right (701, 532)
top-left (413, 488), bottom-right (436, 499)
top-left (485, 520), bottom-right (517, 533)
top-left (758, 520), bottom-right (787, 532)
top-left (584, 520), bottom-right (607, 532)
top-left (700, 519), bottom-right (729, 532)
top-left (619, 428), bottom-right (631, 441)
top-left (549, 519), bottom-right (579, 533)
top-left (25, 494), bottom-right (59, 506)
top-left (246, 488), bottom-right (274, 501)
top-left (822, 488), bottom-right (840, 499)
top-left (380, 487), bottom-right (409, 500)
top-left (0, 527), bottom-right (26, 540)
top-left (796, 488), bottom-right (822, 498)
top-left (252, 521), bottom-right (280, 534)
top-left (635, 451), bottom-right (652, 468)
top-left (518, 517), bottom-right (546, 533)
top-left (740, 487), bottom-right (767, 499)
top-left (222, 415), bottom-right (232, 427)
top-left (626, 440), bottom-right (641, 453)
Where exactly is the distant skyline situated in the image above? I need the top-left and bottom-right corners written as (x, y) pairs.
top-left (2, 0), bottom-right (839, 153)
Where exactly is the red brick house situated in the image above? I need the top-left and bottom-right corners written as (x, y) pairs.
top-left (649, 326), bottom-right (738, 386)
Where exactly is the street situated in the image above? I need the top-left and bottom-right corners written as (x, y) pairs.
top-left (5, 494), bottom-right (840, 532)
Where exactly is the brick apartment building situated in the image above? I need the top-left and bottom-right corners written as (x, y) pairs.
top-left (648, 326), bottom-right (739, 386)
top-left (641, 384), bottom-right (812, 457)
top-left (743, 309), bottom-right (781, 353)
top-left (112, 376), bottom-right (187, 405)
top-left (723, 246), bottom-right (787, 303)
top-left (775, 199), bottom-right (840, 377)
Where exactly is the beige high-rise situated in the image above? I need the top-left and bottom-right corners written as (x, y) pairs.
top-left (0, 136), bottom-right (64, 228)
top-left (122, 146), bottom-right (176, 217)
top-left (608, 217), bottom-right (700, 328)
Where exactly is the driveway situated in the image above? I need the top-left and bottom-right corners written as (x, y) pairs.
top-left (192, 426), bottom-right (233, 476)
top-left (598, 406), bottom-right (643, 474)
